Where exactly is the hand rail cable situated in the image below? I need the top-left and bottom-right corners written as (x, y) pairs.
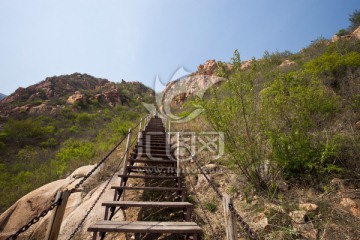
top-left (5, 115), bottom-right (146, 240)
top-left (69, 116), bottom-right (144, 193)
top-left (5, 200), bottom-right (61, 240)
top-left (67, 129), bottom-right (140, 240)
top-left (98, 116), bottom-right (152, 240)
top-left (106, 135), bottom-right (140, 221)
top-left (182, 160), bottom-right (219, 240)
top-left (190, 154), bottom-right (259, 240)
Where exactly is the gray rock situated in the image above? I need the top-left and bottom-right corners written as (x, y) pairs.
top-left (289, 210), bottom-right (307, 224)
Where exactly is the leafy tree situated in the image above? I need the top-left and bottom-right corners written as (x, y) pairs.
top-left (201, 50), bottom-right (340, 191)
top-left (349, 9), bottom-right (360, 31)
top-left (201, 50), bottom-right (270, 191)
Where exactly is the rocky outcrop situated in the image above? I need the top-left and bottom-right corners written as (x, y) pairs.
top-left (331, 26), bottom-right (360, 42)
top-left (279, 59), bottom-right (297, 68)
top-left (66, 91), bottom-right (84, 104)
top-left (241, 59), bottom-right (252, 70)
top-left (196, 59), bottom-right (235, 76)
top-left (352, 26), bottom-right (360, 39)
top-left (161, 58), bottom-right (257, 108)
top-left (162, 74), bottom-right (224, 107)
top-left (103, 89), bottom-right (121, 107)
top-left (197, 59), bottom-right (218, 75)
top-left (340, 197), bottom-right (360, 218)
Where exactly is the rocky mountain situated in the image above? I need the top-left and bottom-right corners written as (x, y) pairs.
top-left (161, 26), bottom-right (360, 109)
top-left (0, 73), bottom-right (154, 119)
top-left (0, 93), bottom-right (6, 100)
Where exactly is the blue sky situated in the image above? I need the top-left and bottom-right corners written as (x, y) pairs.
top-left (0, 0), bottom-right (359, 95)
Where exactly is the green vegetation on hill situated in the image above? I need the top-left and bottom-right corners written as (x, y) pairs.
top-left (197, 36), bottom-right (360, 192)
top-left (0, 79), bottom-right (153, 213)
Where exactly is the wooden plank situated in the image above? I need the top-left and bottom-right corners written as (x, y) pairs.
top-left (88, 221), bottom-right (202, 234)
top-left (131, 153), bottom-right (171, 157)
top-left (132, 153), bottom-right (172, 159)
top-left (136, 144), bottom-right (168, 148)
top-left (102, 201), bottom-right (192, 207)
top-left (111, 186), bottom-right (185, 191)
top-left (128, 166), bottom-right (175, 170)
top-left (130, 159), bottom-right (176, 164)
top-left (139, 138), bottom-right (166, 142)
top-left (118, 174), bottom-right (181, 179)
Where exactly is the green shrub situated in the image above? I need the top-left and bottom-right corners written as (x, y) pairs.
top-left (204, 201), bottom-right (217, 212)
top-left (3, 118), bottom-right (46, 147)
top-left (55, 139), bottom-right (95, 176)
top-left (76, 113), bottom-right (95, 127)
top-left (202, 50), bottom-right (340, 189)
top-left (336, 29), bottom-right (348, 36)
top-left (349, 9), bottom-right (360, 31)
top-left (40, 138), bottom-right (58, 148)
top-left (305, 51), bottom-right (360, 77)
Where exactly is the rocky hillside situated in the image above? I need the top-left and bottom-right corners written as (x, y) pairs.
top-left (0, 73), bottom-right (154, 119)
top-left (0, 73), bottom-right (154, 217)
top-left (162, 27), bottom-right (360, 110)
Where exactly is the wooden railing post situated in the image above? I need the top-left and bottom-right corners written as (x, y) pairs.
top-left (46, 190), bottom-right (70, 240)
top-left (122, 128), bottom-right (132, 175)
top-left (223, 194), bottom-right (237, 240)
top-left (176, 132), bottom-right (180, 177)
top-left (168, 119), bottom-right (171, 144)
top-left (138, 121), bottom-right (142, 144)
top-left (143, 115), bottom-right (149, 130)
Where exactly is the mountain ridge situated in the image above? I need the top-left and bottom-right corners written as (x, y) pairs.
top-left (0, 73), bottom-right (154, 119)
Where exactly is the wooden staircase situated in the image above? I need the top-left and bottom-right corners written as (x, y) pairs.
top-left (88, 116), bottom-right (202, 239)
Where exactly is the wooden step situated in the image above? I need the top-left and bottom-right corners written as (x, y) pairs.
top-left (102, 201), bottom-right (192, 208)
top-left (131, 152), bottom-right (171, 158)
top-left (118, 174), bottom-right (181, 180)
top-left (88, 221), bottom-right (202, 236)
top-left (139, 139), bottom-right (166, 143)
top-left (130, 159), bottom-right (176, 165)
top-left (111, 186), bottom-right (185, 191)
top-left (134, 149), bottom-right (170, 154)
top-left (140, 135), bottom-right (166, 138)
top-left (127, 166), bottom-right (176, 173)
top-left (136, 143), bottom-right (169, 148)
top-left (102, 201), bottom-right (193, 221)
top-left (143, 131), bottom-right (165, 134)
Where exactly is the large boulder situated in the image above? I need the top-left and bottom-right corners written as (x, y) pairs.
top-left (197, 59), bottom-right (217, 75)
top-left (103, 89), bottom-right (121, 107)
top-left (0, 178), bottom-right (75, 239)
top-left (0, 165), bottom-right (109, 240)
